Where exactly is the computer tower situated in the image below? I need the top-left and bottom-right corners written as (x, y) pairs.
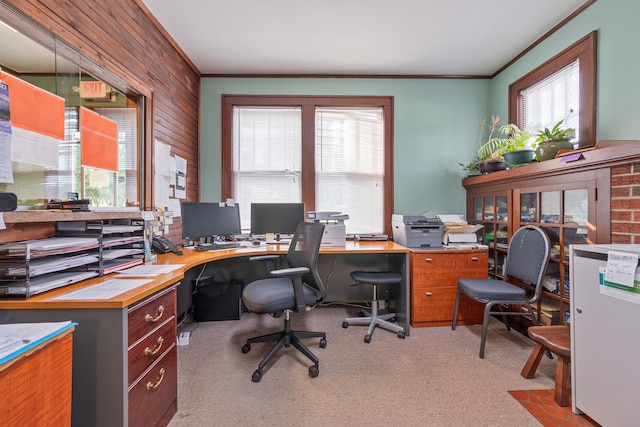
top-left (192, 278), bottom-right (243, 321)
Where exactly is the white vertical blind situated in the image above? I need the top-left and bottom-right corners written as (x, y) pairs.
top-left (522, 59), bottom-right (579, 145)
top-left (315, 107), bottom-right (384, 234)
top-left (232, 107), bottom-right (302, 230)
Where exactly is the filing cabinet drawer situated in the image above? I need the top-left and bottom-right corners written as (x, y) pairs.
top-left (411, 251), bottom-right (487, 286)
top-left (128, 287), bottom-right (177, 346)
top-left (411, 286), bottom-right (484, 327)
top-left (128, 318), bottom-right (176, 385)
top-left (410, 250), bottom-right (488, 327)
top-left (128, 345), bottom-right (177, 427)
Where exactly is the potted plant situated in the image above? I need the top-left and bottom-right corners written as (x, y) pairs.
top-left (534, 113), bottom-right (576, 161)
top-left (475, 115), bottom-right (507, 173)
top-left (491, 123), bottom-right (535, 167)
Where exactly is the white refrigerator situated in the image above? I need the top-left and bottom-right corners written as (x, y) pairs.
top-left (570, 244), bottom-right (640, 427)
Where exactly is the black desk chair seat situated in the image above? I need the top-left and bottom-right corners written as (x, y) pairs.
top-left (241, 222), bottom-right (327, 382)
top-left (342, 271), bottom-right (406, 343)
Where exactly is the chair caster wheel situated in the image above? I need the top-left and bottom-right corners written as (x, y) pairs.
top-left (389, 317), bottom-right (397, 323)
top-left (251, 369), bottom-right (262, 382)
top-left (309, 365), bottom-right (319, 378)
top-left (319, 337), bottom-right (327, 348)
top-left (358, 311), bottom-right (366, 317)
top-left (241, 344), bottom-right (251, 353)
top-left (364, 335), bottom-right (371, 343)
top-left (397, 331), bottom-right (406, 339)
top-left (342, 321), bottom-right (349, 328)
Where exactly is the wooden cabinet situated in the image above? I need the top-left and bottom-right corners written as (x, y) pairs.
top-left (464, 158), bottom-right (610, 326)
top-left (127, 288), bottom-right (178, 427)
top-left (411, 249), bottom-right (488, 327)
top-left (0, 326), bottom-right (74, 427)
top-left (0, 283), bottom-right (178, 427)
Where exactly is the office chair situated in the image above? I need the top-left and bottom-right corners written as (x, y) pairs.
top-left (241, 221), bottom-right (327, 382)
top-left (452, 225), bottom-right (550, 358)
top-left (341, 271), bottom-right (406, 343)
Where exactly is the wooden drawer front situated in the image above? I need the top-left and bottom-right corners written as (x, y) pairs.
top-left (128, 287), bottom-right (177, 346)
top-left (129, 345), bottom-right (177, 427)
top-left (411, 286), bottom-right (485, 326)
top-left (128, 318), bottom-right (176, 385)
top-left (411, 252), bottom-right (487, 286)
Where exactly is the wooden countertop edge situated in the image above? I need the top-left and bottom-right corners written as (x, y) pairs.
top-left (0, 325), bottom-right (76, 371)
top-left (0, 241), bottom-right (414, 310)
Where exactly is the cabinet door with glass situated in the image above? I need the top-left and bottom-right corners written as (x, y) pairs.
top-left (514, 181), bottom-right (596, 324)
top-left (470, 191), bottom-right (511, 279)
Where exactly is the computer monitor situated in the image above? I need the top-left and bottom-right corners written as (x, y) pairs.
top-left (181, 202), bottom-right (241, 240)
top-left (250, 203), bottom-right (305, 240)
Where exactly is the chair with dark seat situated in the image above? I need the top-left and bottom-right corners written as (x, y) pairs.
top-left (241, 221), bottom-right (327, 382)
top-left (452, 225), bottom-right (551, 358)
top-left (341, 271), bottom-right (406, 343)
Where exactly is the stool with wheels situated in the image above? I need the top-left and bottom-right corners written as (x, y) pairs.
top-left (341, 271), bottom-right (406, 343)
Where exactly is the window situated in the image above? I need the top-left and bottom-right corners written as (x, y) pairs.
top-left (222, 95), bottom-right (394, 235)
top-left (522, 60), bottom-right (579, 144)
top-left (509, 32), bottom-right (596, 149)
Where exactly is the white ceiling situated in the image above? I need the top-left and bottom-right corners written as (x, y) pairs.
top-left (141, 0), bottom-right (591, 76)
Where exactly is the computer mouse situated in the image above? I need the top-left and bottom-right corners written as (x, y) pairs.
top-left (252, 240), bottom-right (261, 246)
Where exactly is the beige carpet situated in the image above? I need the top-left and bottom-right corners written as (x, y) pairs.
top-left (168, 306), bottom-right (556, 427)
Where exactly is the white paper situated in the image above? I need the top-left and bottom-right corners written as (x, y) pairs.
top-left (52, 278), bottom-right (153, 300)
top-left (437, 214), bottom-right (466, 223)
top-left (0, 321), bottom-right (74, 361)
top-left (604, 250), bottom-right (638, 288)
top-left (115, 264), bottom-right (185, 276)
top-left (599, 266), bottom-right (640, 305)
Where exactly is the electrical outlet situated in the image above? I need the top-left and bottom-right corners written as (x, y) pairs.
top-left (178, 331), bottom-right (191, 346)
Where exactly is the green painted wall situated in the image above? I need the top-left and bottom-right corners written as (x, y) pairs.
top-left (200, 0), bottom-right (640, 220)
top-left (490, 0), bottom-right (640, 140)
top-left (200, 78), bottom-right (490, 218)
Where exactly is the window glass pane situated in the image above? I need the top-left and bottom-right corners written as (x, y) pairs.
top-left (315, 107), bottom-right (384, 234)
top-left (232, 107), bottom-right (302, 230)
top-left (520, 192), bottom-right (537, 223)
top-left (564, 188), bottom-right (588, 225)
top-left (541, 191), bottom-right (561, 223)
top-left (522, 60), bottom-right (579, 145)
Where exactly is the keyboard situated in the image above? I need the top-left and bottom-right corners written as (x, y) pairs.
top-left (195, 242), bottom-right (242, 251)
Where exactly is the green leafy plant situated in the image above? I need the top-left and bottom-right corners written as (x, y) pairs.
top-left (535, 110), bottom-right (576, 143)
top-left (476, 115), bottom-right (504, 162)
top-left (492, 123), bottom-right (535, 153)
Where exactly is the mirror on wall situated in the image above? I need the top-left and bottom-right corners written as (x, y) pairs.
top-left (0, 3), bottom-right (143, 209)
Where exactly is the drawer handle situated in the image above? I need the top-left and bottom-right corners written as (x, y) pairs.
top-left (145, 305), bottom-right (165, 323)
top-left (425, 292), bottom-right (432, 296)
top-left (144, 336), bottom-right (164, 356)
top-left (146, 367), bottom-right (166, 391)
top-left (471, 257), bottom-right (479, 262)
top-left (424, 258), bottom-right (433, 263)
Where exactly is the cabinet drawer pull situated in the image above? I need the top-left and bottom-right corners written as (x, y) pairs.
top-left (425, 292), bottom-right (432, 296)
top-left (144, 336), bottom-right (164, 356)
top-left (424, 258), bottom-right (433, 263)
top-left (146, 367), bottom-right (166, 391)
top-left (145, 305), bottom-right (165, 323)
top-left (471, 257), bottom-right (479, 262)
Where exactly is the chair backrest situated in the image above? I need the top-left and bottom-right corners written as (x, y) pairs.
top-left (286, 221), bottom-right (327, 302)
top-left (504, 225), bottom-right (551, 302)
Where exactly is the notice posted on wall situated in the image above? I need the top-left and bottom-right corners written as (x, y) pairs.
top-left (600, 250), bottom-right (640, 304)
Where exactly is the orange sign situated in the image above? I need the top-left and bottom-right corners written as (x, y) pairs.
top-left (80, 107), bottom-right (119, 172)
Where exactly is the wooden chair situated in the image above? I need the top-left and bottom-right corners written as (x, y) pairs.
top-left (520, 325), bottom-right (571, 407)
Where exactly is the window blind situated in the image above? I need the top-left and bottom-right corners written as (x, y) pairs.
top-left (522, 59), bottom-right (579, 145)
top-left (232, 107), bottom-right (302, 230)
top-left (315, 107), bottom-right (384, 234)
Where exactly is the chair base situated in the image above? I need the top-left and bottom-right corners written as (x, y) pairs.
top-left (241, 310), bottom-right (326, 382)
top-left (342, 301), bottom-right (405, 343)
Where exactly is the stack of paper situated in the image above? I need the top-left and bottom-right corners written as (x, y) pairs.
top-left (437, 214), bottom-right (484, 244)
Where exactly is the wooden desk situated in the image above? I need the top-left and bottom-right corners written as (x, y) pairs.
top-left (0, 324), bottom-right (75, 427)
top-left (0, 240), bottom-right (410, 427)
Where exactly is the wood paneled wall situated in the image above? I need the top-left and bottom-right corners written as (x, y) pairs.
top-left (3, 0), bottom-right (200, 241)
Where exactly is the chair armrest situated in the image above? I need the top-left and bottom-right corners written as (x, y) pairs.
top-left (270, 267), bottom-right (309, 276)
top-left (248, 255), bottom-right (280, 262)
top-left (270, 267), bottom-right (310, 312)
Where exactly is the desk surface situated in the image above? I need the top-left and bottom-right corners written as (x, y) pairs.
top-left (0, 240), bottom-right (410, 310)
